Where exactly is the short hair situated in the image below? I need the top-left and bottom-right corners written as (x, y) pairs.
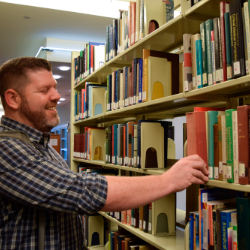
top-left (0, 57), bottom-right (52, 109)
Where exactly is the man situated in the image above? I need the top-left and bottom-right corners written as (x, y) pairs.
top-left (0, 57), bottom-right (209, 249)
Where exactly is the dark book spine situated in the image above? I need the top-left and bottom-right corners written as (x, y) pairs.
top-left (213, 17), bottom-right (221, 83)
top-left (229, 0), bottom-right (246, 78)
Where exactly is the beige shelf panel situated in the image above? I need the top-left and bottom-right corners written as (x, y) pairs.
top-left (74, 14), bottom-right (202, 88)
top-left (73, 158), bottom-right (179, 175)
top-left (184, 0), bottom-right (234, 21)
top-left (207, 180), bottom-right (250, 193)
top-left (99, 212), bottom-right (184, 250)
top-left (88, 246), bottom-right (105, 250)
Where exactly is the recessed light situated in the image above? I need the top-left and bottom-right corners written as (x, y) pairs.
top-left (60, 98), bottom-right (65, 101)
top-left (57, 102), bottom-right (61, 104)
top-left (53, 75), bottom-right (61, 79)
top-left (59, 66), bottom-right (70, 71)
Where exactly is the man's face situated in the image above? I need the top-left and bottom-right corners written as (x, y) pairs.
top-left (19, 69), bottom-right (61, 133)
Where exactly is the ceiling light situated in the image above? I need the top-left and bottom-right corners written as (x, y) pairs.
top-left (53, 75), bottom-right (61, 79)
top-left (60, 98), bottom-right (65, 101)
top-left (57, 102), bottom-right (61, 104)
top-left (59, 66), bottom-right (70, 71)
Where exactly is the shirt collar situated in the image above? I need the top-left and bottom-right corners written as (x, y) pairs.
top-left (0, 116), bottom-right (50, 144)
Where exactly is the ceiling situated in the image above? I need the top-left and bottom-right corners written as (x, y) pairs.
top-left (0, 1), bottom-right (115, 108)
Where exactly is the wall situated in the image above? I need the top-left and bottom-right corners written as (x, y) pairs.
top-left (57, 106), bottom-right (71, 126)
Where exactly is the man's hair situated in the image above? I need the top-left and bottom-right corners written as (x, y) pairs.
top-left (0, 57), bottom-right (52, 109)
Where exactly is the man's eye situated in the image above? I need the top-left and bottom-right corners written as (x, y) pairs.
top-left (41, 89), bottom-right (49, 93)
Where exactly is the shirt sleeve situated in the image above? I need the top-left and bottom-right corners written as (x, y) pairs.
top-left (0, 138), bottom-right (108, 214)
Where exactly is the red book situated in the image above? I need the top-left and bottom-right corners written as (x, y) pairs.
top-left (220, 1), bottom-right (229, 82)
top-left (194, 107), bottom-right (226, 112)
top-left (237, 105), bottom-right (250, 184)
top-left (186, 111), bottom-right (208, 165)
top-left (90, 45), bottom-right (94, 74)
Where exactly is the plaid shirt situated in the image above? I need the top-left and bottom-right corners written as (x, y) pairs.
top-left (0, 116), bottom-right (107, 250)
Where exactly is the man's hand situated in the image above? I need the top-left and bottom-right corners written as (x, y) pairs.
top-left (162, 154), bottom-right (209, 193)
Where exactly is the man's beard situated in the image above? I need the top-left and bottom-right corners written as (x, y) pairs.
top-left (20, 96), bottom-right (60, 132)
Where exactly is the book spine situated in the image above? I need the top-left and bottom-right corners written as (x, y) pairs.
top-left (232, 110), bottom-right (239, 184)
top-left (226, 109), bottom-right (236, 183)
top-left (142, 49), bottom-right (149, 102)
top-left (106, 26), bottom-right (109, 62)
top-left (139, 0), bottom-right (144, 39)
top-left (200, 22), bottom-right (208, 86)
top-left (224, 12), bottom-right (233, 80)
top-left (165, 0), bottom-right (174, 23)
top-left (214, 124), bottom-right (219, 180)
top-left (205, 19), bottom-right (214, 86)
top-left (220, 1), bottom-right (228, 82)
top-left (243, 2), bottom-right (250, 75)
top-left (213, 17), bottom-right (221, 83)
top-left (189, 212), bottom-right (194, 250)
top-left (196, 39), bottom-right (203, 88)
top-left (183, 34), bottom-right (193, 91)
top-left (218, 115), bottom-right (224, 181)
top-left (211, 31), bottom-right (216, 85)
top-left (191, 35), bottom-right (197, 89)
top-left (139, 58), bottom-right (143, 103)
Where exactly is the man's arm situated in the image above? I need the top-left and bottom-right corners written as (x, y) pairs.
top-left (101, 155), bottom-right (209, 212)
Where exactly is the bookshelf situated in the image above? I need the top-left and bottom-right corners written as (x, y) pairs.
top-left (70, 0), bottom-right (249, 249)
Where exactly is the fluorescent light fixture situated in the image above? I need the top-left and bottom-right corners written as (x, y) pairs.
top-left (0, 0), bottom-right (129, 18)
top-left (53, 75), bottom-right (61, 79)
top-left (59, 98), bottom-right (65, 101)
top-left (35, 46), bottom-right (81, 57)
top-left (57, 102), bottom-right (61, 104)
top-left (59, 66), bottom-right (70, 71)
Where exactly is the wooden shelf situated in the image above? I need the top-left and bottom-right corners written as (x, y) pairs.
top-left (207, 180), bottom-right (250, 193)
top-left (73, 158), bottom-right (179, 175)
top-left (99, 212), bottom-right (184, 250)
top-left (184, 0), bottom-right (235, 21)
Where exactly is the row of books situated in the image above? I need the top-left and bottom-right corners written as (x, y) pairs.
top-left (107, 192), bottom-right (176, 237)
top-left (108, 229), bottom-right (157, 250)
top-left (186, 0), bottom-right (203, 9)
top-left (189, 187), bottom-right (250, 250)
top-left (106, 0), bottom-right (174, 62)
top-left (74, 49), bottom-right (180, 121)
top-left (74, 83), bottom-right (106, 120)
top-left (74, 42), bottom-right (105, 84)
top-left (183, 0), bottom-right (247, 92)
top-left (73, 120), bottom-right (174, 169)
top-left (186, 105), bottom-right (250, 185)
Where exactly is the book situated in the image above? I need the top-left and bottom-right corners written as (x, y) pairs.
top-left (224, 11), bottom-right (232, 80)
top-left (236, 196), bottom-right (250, 249)
top-left (195, 35), bottom-right (203, 88)
top-left (142, 49), bottom-right (179, 102)
top-left (225, 109), bottom-right (237, 183)
top-left (165, 0), bottom-right (174, 23)
top-left (232, 110), bottom-right (239, 184)
top-left (229, 0), bottom-right (246, 78)
top-left (200, 22), bottom-right (208, 87)
top-left (237, 105), bottom-right (250, 184)
top-left (221, 208), bottom-right (237, 250)
top-left (243, 1), bottom-right (250, 75)
top-left (186, 111), bottom-right (208, 165)
top-left (220, 1), bottom-right (228, 82)
top-left (191, 34), bottom-right (198, 89)
top-left (183, 33), bottom-right (193, 91)
top-left (218, 115), bottom-right (224, 181)
top-left (214, 124), bottom-right (220, 180)
top-left (205, 19), bottom-right (214, 86)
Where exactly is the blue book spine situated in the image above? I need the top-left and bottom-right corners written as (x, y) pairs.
top-left (83, 90), bottom-right (86, 119)
top-left (114, 124), bottom-right (118, 165)
top-left (196, 39), bottom-right (203, 88)
top-left (86, 84), bottom-right (89, 118)
top-left (125, 67), bottom-right (128, 107)
top-left (139, 59), bottom-right (143, 103)
top-left (109, 25), bottom-right (113, 60)
top-left (106, 26), bottom-right (109, 62)
top-left (189, 212), bottom-right (194, 250)
top-left (78, 92), bottom-right (81, 120)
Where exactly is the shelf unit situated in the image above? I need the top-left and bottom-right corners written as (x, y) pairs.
top-left (70, 0), bottom-right (250, 249)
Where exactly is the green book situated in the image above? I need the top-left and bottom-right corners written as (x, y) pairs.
top-left (200, 22), bottom-right (208, 87)
top-left (225, 109), bottom-right (236, 183)
top-left (236, 197), bottom-right (250, 249)
top-left (205, 19), bottom-right (214, 86)
top-left (207, 111), bottom-right (225, 179)
top-left (105, 127), bottom-right (109, 163)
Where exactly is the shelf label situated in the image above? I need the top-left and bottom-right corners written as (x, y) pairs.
top-left (219, 161), bottom-right (223, 173)
top-left (239, 163), bottom-right (245, 177)
top-left (227, 165), bottom-right (232, 178)
top-left (143, 221), bottom-right (146, 230)
top-left (233, 61), bottom-right (240, 75)
top-left (227, 66), bottom-right (232, 79)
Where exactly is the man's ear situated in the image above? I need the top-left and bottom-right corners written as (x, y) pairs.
top-left (4, 89), bottom-right (22, 110)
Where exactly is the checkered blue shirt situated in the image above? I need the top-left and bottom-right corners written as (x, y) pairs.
top-left (0, 116), bottom-right (107, 250)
